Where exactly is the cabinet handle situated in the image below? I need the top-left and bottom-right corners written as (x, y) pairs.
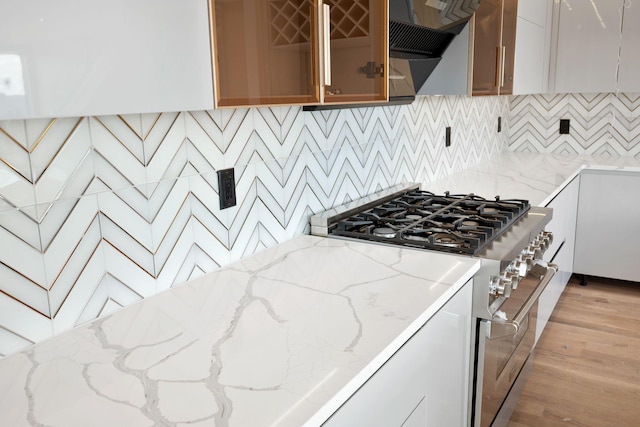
top-left (486, 263), bottom-right (558, 340)
top-left (495, 46), bottom-right (501, 88)
top-left (500, 45), bottom-right (506, 87)
top-left (323, 3), bottom-right (332, 86)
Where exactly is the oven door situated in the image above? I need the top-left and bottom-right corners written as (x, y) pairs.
top-left (475, 262), bottom-right (557, 427)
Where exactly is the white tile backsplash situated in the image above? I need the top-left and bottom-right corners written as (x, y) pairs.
top-left (0, 95), bottom-right (508, 356)
top-left (508, 93), bottom-right (640, 156)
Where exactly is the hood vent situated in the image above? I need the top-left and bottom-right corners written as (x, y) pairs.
top-left (389, 21), bottom-right (455, 57)
top-left (304, 0), bottom-right (484, 110)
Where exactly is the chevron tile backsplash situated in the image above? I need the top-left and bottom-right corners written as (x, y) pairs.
top-left (508, 93), bottom-right (640, 156)
top-left (0, 95), bottom-right (508, 356)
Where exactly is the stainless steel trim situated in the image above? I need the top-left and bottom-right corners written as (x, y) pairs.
top-left (485, 262), bottom-right (557, 340)
top-left (476, 207), bottom-right (553, 265)
top-left (490, 351), bottom-right (535, 427)
top-left (309, 183), bottom-right (420, 233)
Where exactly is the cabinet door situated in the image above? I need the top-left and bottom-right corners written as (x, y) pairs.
top-left (0, 0), bottom-right (213, 120)
top-left (618, 1), bottom-right (640, 93)
top-left (322, 283), bottom-right (473, 427)
top-left (499, 0), bottom-right (518, 95)
top-left (537, 176), bottom-right (580, 343)
top-left (574, 170), bottom-right (640, 282)
top-left (323, 0), bottom-right (387, 105)
top-left (513, 0), bottom-right (551, 95)
top-left (472, 0), bottom-right (517, 96)
top-left (211, 0), bottom-right (321, 107)
top-left (513, 17), bottom-right (546, 95)
top-left (552, 0), bottom-right (621, 93)
top-left (472, 0), bottom-right (503, 95)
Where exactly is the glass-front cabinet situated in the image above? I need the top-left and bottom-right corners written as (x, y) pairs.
top-left (210, 0), bottom-right (387, 108)
top-left (471, 0), bottom-right (517, 96)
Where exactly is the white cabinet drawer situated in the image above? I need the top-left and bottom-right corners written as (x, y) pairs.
top-left (323, 283), bottom-right (473, 427)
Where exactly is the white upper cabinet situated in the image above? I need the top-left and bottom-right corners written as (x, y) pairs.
top-left (617, 1), bottom-right (640, 93)
top-left (551, 0), bottom-right (622, 94)
top-left (0, 0), bottom-right (213, 120)
top-left (512, 0), bottom-right (552, 95)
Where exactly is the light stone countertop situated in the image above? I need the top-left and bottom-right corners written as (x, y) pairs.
top-left (2, 150), bottom-right (639, 427)
top-left (0, 236), bottom-right (480, 427)
top-left (426, 151), bottom-right (640, 206)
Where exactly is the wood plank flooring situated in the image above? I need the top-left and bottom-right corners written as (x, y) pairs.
top-left (507, 275), bottom-right (640, 427)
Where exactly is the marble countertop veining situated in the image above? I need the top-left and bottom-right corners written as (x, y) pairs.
top-left (0, 236), bottom-right (480, 427)
top-left (3, 150), bottom-right (639, 427)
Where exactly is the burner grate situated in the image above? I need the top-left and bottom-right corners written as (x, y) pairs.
top-left (329, 190), bottom-right (530, 255)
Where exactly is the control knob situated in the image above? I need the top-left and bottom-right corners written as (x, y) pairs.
top-left (503, 269), bottom-right (520, 290)
top-left (533, 235), bottom-right (549, 252)
top-left (542, 232), bottom-right (553, 251)
top-left (532, 237), bottom-right (547, 252)
top-left (489, 275), bottom-right (513, 298)
top-left (531, 244), bottom-right (544, 260)
top-left (518, 252), bottom-right (536, 268)
top-left (510, 259), bottom-right (528, 278)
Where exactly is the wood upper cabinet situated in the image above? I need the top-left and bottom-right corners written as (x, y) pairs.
top-left (471, 0), bottom-right (518, 96)
top-left (210, 0), bottom-right (387, 108)
top-left (211, 0), bottom-right (320, 107)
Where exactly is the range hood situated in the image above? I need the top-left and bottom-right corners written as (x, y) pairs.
top-left (305, 0), bottom-right (482, 110)
top-left (388, 0), bottom-right (482, 104)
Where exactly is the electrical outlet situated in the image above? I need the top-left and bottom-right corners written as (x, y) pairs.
top-left (445, 126), bottom-right (451, 147)
top-left (217, 168), bottom-right (236, 210)
top-left (559, 119), bottom-right (570, 134)
top-left (497, 116), bottom-right (502, 133)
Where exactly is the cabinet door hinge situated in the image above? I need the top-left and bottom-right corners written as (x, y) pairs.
top-left (360, 61), bottom-right (384, 78)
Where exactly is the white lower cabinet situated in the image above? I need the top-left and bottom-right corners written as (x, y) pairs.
top-left (537, 176), bottom-right (579, 343)
top-left (574, 170), bottom-right (640, 282)
top-left (322, 282), bottom-right (473, 427)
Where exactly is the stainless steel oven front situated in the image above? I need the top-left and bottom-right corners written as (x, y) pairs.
top-left (473, 261), bottom-right (557, 427)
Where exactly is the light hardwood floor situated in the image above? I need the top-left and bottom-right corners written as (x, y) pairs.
top-left (507, 275), bottom-right (640, 427)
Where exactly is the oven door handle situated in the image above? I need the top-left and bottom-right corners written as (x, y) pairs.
top-left (486, 262), bottom-right (558, 340)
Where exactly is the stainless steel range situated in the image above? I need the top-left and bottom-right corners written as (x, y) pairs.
top-left (310, 183), bottom-right (557, 427)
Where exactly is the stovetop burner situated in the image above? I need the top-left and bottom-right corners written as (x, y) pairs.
top-left (373, 227), bottom-right (397, 238)
top-left (329, 189), bottom-right (530, 255)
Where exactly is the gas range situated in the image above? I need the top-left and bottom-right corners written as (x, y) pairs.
top-left (314, 185), bottom-right (530, 256)
top-left (311, 183), bottom-right (557, 427)
top-left (311, 183), bottom-right (552, 317)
